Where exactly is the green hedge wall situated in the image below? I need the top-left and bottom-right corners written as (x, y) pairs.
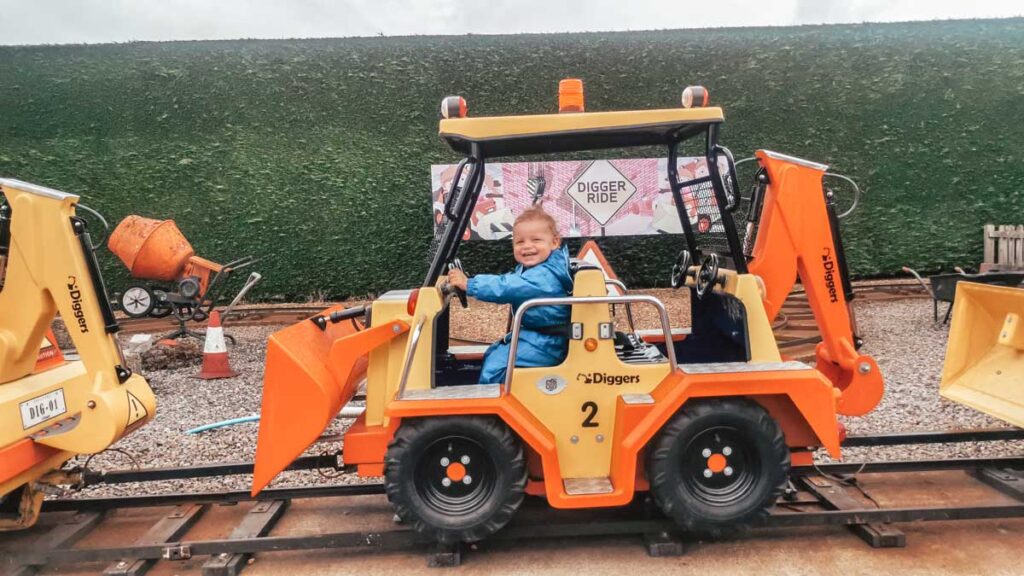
top-left (1, 19), bottom-right (1022, 300)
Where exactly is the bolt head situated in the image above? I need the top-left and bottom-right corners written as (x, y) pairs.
top-left (703, 469), bottom-right (713, 478)
top-left (462, 475), bottom-right (472, 485)
top-left (723, 446), bottom-right (733, 456)
top-left (440, 457), bottom-right (450, 466)
top-left (570, 435), bottom-right (579, 444)
top-left (724, 466), bottom-right (734, 477)
top-left (460, 455), bottom-right (470, 465)
top-left (596, 434), bottom-right (605, 443)
top-left (858, 362), bottom-right (871, 375)
top-left (392, 324), bottom-right (400, 333)
top-left (441, 477), bottom-right (452, 487)
top-left (701, 448), bottom-right (712, 458)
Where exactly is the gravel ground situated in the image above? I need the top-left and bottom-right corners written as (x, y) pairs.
top-left (66, 294), bottom-right (1021, 498)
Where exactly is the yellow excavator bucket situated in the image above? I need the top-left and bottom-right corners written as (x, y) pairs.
top-left (941, 282), bottom-right (1024, 427)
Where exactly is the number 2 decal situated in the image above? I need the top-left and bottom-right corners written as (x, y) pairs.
top-left (581, 401), bottom-right (599, 428)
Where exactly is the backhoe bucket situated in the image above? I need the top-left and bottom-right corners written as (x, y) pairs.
top-left (251, 306), bottom-right (408, 495)
top-left (941, 282), bottom-right (1024, 427)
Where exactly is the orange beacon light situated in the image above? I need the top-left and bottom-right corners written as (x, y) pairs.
top-left (558, 78), bottom-right (585, 113)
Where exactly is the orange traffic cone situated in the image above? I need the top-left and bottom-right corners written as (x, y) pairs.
top-left (195, 311), bottom-right (237, 379)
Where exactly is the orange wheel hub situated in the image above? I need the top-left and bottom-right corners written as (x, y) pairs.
top-left (707, 453), bottom-right (727, 474)
top-left (445, 462), bottom-right (467, 482)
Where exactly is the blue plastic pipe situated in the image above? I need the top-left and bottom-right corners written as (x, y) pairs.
top-left (185, 415), bottom-right (259, 435)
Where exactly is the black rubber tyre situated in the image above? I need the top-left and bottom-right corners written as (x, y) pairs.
top-left (384, 416), bottom-right (526, 544)
top-left (647, 398), bottom-right (789, 537)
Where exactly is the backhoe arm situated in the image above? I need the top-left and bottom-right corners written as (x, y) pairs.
top-left (745, 152), bottom-right (883, 416)
top-left (0, 179), bottom-right (155, 455)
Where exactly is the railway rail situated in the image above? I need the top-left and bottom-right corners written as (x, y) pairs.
top-left (3, 427), bottom-right (1022, 573)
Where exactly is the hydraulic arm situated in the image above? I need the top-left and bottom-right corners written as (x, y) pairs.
top-left (0, 179), bottom-right (155, 529)
top-left (745, 151), bottom-right (883, 416)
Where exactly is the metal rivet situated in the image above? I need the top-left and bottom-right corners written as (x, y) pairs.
top-left (440, 457), bottom-right (450, 466)
top-left (858, 362), bottom-right (871, 375)
top-left (462, 475), bottom-right (472, 485)
top-left (596, 434), bottom-right (604, 443)
top-left (441, 477), bottom-right (452, 487)
top-left (87, 400), bottom-right (96, 409)
top-left (703, 469), bottom-right (713, 478)
top-left (461, 455), bottom-right (470, 465)
top-left (570, 435), bottom-right (579, 444)
top-left (392, 324), bottom-right (400, 333)
top-left (723, 446), bottom-right (732, 456)
top-left (724, 466), bottom-right (734, 477)
top-left (701, 448), bottom-right (712, 458)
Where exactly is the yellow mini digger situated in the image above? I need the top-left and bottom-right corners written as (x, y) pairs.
top-left (0, 179), bottom-right (156, 530)
top-left (252, 83), bottom-right (885, 543)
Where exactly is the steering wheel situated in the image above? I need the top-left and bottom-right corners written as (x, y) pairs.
top-left (670, 250), bottom-right (693, 289)
top-left (695, 254), bottom-right (721, 299)
top-left (446, 259), bottom-right (469, 308)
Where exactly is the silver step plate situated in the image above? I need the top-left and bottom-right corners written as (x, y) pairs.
top-left (400, 384), bottom-right (501, 401)
top-left (680, 361), bottom-right (811, 374)
top-left (564, 477), bottom-right (614, 495)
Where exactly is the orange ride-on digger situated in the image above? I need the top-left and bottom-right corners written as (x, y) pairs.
top-left (251, 84), bottom-right (884, 543)
top-left (0, 179), bottom-right (156, 530)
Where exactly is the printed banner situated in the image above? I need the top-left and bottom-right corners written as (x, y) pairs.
top-left (430, 157), bottom-right (728, 240)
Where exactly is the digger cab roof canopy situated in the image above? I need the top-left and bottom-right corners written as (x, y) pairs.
top-left (439, 107), bottom-right (724, 157)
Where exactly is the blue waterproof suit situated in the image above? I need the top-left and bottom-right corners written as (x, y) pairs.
top-left (467, 246), bottom-right (574, 384)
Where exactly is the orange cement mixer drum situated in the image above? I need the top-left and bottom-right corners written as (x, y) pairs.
top-left (108, 215), bottom-right (195, 281)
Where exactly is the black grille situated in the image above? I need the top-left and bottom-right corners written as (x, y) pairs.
top-left (678, 175), bottom-right (733, 257)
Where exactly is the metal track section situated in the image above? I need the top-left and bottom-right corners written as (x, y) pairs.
top-left (6, 454), bottom-right (1024, 571)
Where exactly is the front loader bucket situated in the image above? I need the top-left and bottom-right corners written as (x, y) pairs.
top-left (251, 306), bottom-right (408, 495)
top-left (941, 283), bottom-right (1024, 427)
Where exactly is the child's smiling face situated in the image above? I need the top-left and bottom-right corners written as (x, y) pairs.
top-left (513, 218), bottom-right (560, 268)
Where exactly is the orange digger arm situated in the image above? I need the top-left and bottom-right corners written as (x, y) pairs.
top-left (746, 150), bottom-right (883, 416)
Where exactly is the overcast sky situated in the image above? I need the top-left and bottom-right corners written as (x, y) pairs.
top-left (1, 0), bottom-right (1021, 45)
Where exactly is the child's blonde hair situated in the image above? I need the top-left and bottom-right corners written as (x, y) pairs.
top-left (514, 206), bottom-right (560, 238)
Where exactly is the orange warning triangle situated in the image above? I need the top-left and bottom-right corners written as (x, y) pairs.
top-left (576, 240), bottom-right (623, 295)
top-left (126, 390), bottom-right (148, 427)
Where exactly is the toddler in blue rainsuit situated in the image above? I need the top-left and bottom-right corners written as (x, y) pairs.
top-left (448, 207), bottom-right (573, 384)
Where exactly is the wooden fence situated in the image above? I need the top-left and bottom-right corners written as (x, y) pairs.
top-left (982, 224), bottom-right (1024, 271)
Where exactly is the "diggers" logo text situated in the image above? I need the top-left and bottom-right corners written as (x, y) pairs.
top-left (67, 276), bottom-right (89, 333)
top-left (577, 372), bottom-right (640, 386)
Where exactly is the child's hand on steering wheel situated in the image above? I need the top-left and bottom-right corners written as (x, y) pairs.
top-left (448, 269), bottom-right (468, 291)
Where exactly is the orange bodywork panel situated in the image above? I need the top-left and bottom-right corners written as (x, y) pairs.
top-left (0, 439), bottom-right (61, 486)
top-left (747, 151), bottom-right (883, 416)
top-left (250, 307), bottom-right (409, 495)
top-left (376, 368), bottom-right (839, 509)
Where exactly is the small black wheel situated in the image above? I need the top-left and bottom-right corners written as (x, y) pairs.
top-left (670, 250), bottom-right (693, 289)
top-left (695, 254), bottom-right (721, 299)
top-left (647, 398), bottom-right (789, 537)
top-left (120, 285), bottom-right (155, 318)
top-left (385, 416), bottom-right (526, 543)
